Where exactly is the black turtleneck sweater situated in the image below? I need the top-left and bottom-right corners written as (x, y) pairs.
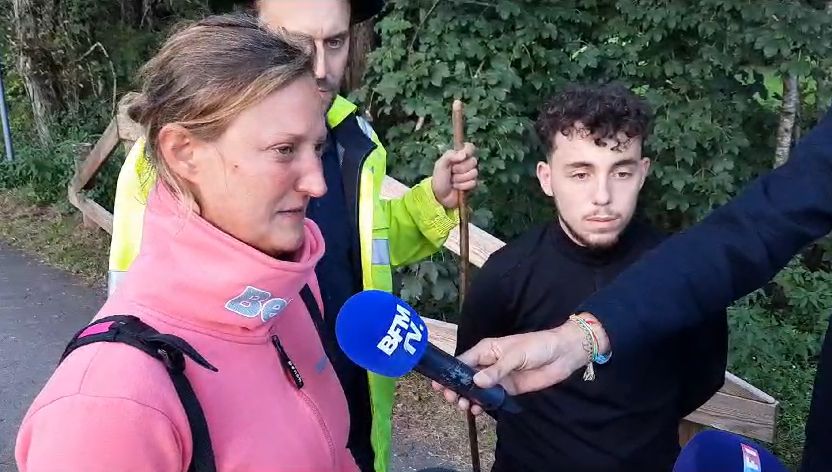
top-left (456, 219), bottom-right (727, 472)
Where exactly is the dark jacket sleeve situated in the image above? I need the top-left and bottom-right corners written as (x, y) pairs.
top-left (455, 259), bottom-right (515, 356)
top-left (578, 109), bottom-right (832, 357)
top-left (677, 308), bottom-right (728, 417)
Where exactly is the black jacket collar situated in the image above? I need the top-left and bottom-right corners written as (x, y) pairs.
top-left (548, 216), bottom-right (652, 267)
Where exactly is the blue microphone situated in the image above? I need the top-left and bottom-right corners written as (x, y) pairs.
top-left (335, 290), bottom-right (520, 415)
top-left (674, 430), bottom-right (788, 472)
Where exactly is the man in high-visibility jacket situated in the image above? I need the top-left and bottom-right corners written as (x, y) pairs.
top-left (108, 1), bottom-right (478, 471)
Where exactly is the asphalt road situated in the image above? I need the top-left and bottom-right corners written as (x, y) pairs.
top-left (0, 242), bottom-right (106, 471)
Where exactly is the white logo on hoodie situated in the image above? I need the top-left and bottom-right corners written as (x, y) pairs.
top-left (225, 286), bottom-right (289, 322)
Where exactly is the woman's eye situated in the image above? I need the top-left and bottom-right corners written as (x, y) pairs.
top-left (273, 145), bottom-right (294, 157)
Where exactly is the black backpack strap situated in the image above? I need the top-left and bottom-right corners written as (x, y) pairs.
top-left (61, 315), bottom-right (218, 472)
top-left (165, 355), bottom-right (217, 472)
top-left (299, 285), bottom-right (325, 334)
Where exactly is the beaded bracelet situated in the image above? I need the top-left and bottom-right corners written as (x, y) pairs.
top-left (568, 315), bottom-right (597, 381)
top-left (583, 318), bottom-right (612, 365)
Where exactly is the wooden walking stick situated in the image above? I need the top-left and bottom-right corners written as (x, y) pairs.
top-left (453, 99), bottom-right (481, 472)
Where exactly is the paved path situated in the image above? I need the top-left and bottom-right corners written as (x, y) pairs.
top-left (0, 242), bottom-right (460, 472)
top-left (0, 242), bottom-right (106, 471)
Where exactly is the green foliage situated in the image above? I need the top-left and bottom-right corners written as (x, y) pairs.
top-left (0, 139), bottom-right (77, 205)
top-left (728, 260), bottom-right (832, 465)
top-left (0, 114), bottom-right (124, 208)
top-left (360, 0), bottom-right (832, 236)
top-left (0, 0), bottom-right (212, 114)
top-left (0, 0), bottom-right (215, 206)
top-left (398, 258), bottom-right (462, 320)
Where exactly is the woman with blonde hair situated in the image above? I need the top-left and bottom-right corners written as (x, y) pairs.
top-left (16, 13), bottom-right (358, 472)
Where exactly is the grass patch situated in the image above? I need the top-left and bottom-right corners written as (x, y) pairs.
top-left (0, 189), bottom-right (109, 286)
top-left (393, 374), bottom-right (497, 470)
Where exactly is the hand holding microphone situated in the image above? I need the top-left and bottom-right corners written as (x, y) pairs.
top-left (433, 320), bottom-right (606, 416)
top-left (335, 290), bottom-right (521, 416)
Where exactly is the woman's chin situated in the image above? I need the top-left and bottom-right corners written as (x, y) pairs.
top-left (264, 233), bottom-right (305, 260)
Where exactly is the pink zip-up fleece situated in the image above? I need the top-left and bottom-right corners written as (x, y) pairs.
top-left (16, 185), bottom-right (360, 472)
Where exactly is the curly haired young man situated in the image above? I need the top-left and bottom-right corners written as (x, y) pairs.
top-left (455, 83), bottom-right (727, 472)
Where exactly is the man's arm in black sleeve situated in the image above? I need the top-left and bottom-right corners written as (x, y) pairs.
top-left (578, 110), bottom-right (832, 358)
top-left (455, 258), bottom-right (514, 356)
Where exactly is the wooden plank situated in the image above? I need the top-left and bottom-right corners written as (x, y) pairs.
top-left (67, 188), bottom-right (114, 234)
top-left (78, 196), bottom-right (113, 234)
top-left (117, 92), bottom-right (144, 142)
top-left (678, 420), bottom-right (704, 446)
top-left (684, 391), bottom-right (777, 442)
top-left (444, 224), bottom-right (506, 269)
top-left (379, 174), bottom-right (411, 198)
top-left (380, 176), bottom-right (505, 268)
top-left (721, 371), bottom-right (776, 404)
top-left (423, 316), bottom-right (458, 355)
top-left (81, 212), bottom-right (97, 229)
top-left (72, 119), bottom-right (119, 191)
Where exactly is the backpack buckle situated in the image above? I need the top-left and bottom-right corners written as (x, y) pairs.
top-left (157, 347), bottom-right (186, 372)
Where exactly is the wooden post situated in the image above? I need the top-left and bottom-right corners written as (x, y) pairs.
top-left (453, 100), bottom-right (480, 472)
top-left (67, 116), bottom-right (120, 234)
top-left (678, 420), bottom-right (704, 446)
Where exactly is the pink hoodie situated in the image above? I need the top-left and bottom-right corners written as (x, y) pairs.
top-left (16, 186), bottom-right (360, 472)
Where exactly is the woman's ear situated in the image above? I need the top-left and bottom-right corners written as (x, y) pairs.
top-left (156, 124), bottom-right (199, 184)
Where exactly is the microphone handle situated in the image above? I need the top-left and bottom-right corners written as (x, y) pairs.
top-left (415, 344), bottom-right (520, 414)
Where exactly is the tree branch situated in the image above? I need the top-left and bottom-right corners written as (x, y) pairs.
top-left (75, 42), bottom-right (117, 118)
top-left (774, 73), bottom-right (799, 167)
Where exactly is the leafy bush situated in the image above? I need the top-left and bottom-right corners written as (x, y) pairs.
top-left (360, 1), bottom-right (831, 239)
top-left (728, 259), bottom-right (832, 465)
top-left (0, 128), bottom-right (124, 209)
top-left (0, 0), bottom-right (213, 206)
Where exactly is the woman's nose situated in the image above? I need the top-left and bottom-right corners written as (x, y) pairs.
top-left (297, 153), bottom-right (327, 199)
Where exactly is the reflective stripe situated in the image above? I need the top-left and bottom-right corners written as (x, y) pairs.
top-left (371, 239), bottom-right (390, 265)
top-left (358, 167), bottom-right (375, 287)
top-left (355, 116), bottom-right (375, 139)
top-left (107, 270), bottom-right (127, 297)
top-left (336, 142), bottom-right (346, 166)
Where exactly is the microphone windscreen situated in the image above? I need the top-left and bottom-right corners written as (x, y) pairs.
top-left (673, 430), bottom-right (788, 472)
top-left (335, 290), bottom-right (429, 377)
